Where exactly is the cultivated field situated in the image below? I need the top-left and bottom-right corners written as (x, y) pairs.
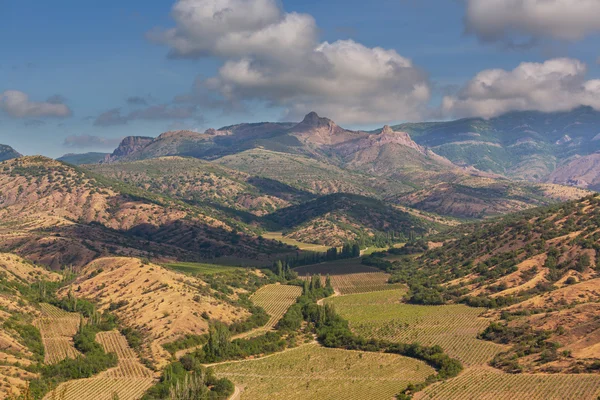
top-left (44, 331), bottom-right (154, 400)
top-left (294, 260), bottom-right (404, 295)
top-left (262, 232), bottom-right (330, 252)
top-left (96, 331), bottom-right (153, 378)
top-left (417, 367), bottom-right (600, 400)
top-left (326, 290), bottom-right (506, 366)
top-left (43, 378), bottom-right (155, 400)
top-left (164, 261), bottom-right (244, 275)
top-left (34, 303), bottom-right (81, 364)
top-left (248, 284), bottom-right (302, 332)
top-left (214, 343), bottom-right (435, 400)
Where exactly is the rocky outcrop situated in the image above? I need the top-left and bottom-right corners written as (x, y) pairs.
top-left (103, 136), bottom-right (153, 163)
top-left (290, 112), bottom-right (367, 145)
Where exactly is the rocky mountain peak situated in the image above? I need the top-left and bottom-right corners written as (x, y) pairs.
top-left (381, 125), bottom-right (394, 135)
top-left (103, 136), bottom-right (153, 163)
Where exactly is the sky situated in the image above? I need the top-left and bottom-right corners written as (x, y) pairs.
top-left (1, 0), bottom-right (600, 157)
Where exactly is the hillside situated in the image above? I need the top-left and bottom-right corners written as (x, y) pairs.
top-left (266, 193), bottom-right (439, 246)
top-left (0, 253), bottom-right (61, 397)
top-left (60, 257), bottom-right (250, 368)
top-left (0, 156), bottom-right (293, 268)
top-left (396, 178), bottom-right (591, 219)
top-left (389, 106), bottom-right (600, 185)
top-left (86, 156), bottom-right (310, 216)
top-left (378, 193), bottom-right (600, 372)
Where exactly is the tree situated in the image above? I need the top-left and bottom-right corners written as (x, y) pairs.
top-left (325, 275), bottom-right (332, 290)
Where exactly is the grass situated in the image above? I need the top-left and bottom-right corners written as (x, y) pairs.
top-left (262, 232), bottom-right (330, 252)
top-left (419, 367), bottom-right (600, 400)
top-left (164, 262), bottom-right (244, 275)
top-left (214, 343), bottom-right (434, 400)
top-left (325, 290), bottom-right (506, 366)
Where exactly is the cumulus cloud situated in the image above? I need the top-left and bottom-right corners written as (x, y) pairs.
top-left (465, 0), bottom-right (600, 45)
top-left (63, 134), bottom-right (123, 149)
top-left (151, 0), bottom-right (431, 124)
top-left (0, 90), bottom-right (72, 118)
top-left (94, 104), bottom-right (201, 127)
top-left (442, 58), bottom-right (600, 118)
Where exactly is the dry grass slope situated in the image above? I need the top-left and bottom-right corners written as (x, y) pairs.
top-left (61, 257), bottom-right (248, 368)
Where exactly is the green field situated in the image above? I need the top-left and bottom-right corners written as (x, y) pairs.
top-left (325, 290), bottom-right (506, 366)
top-left (236, 284), bottom-right (303, 339)
top-left (164, 262), bottom-right (244, 275)
top-left (262, 232), bottom-right (330, 252)
top-left (418, 367), bottom-right (600, 400)
top-left (214, 344), bottom-right (435, 400)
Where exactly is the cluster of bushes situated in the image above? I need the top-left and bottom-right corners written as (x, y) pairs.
top-left (162, 304), bottom-right (270, 355)
top-left (143, 361), bottom-right (234, 400)
top-left (3, 316), bottom-right (44, 362)
top-left (187, 323), bottom-right (291, 364)
top-left (479, 322), bottom-right (561, 373)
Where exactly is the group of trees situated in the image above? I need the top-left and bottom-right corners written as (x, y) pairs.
top-left (143, 361), bottom-right (233, 400)
top-left (273, 242), bottom-right (361, 270)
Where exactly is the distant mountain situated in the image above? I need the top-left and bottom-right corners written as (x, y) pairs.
top-left (388, 106), bottom-right (600, 186)
top-left (57, 152), bottom-right (109, 165)
top-left (0, 144), bottom-right (21, 162)
top-left (97, 112), bottom-right (589, 219)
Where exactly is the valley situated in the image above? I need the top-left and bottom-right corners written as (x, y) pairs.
top-left (0, 109), bottom-right (600, 399)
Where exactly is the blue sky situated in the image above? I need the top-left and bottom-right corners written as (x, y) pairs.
top-left (1, 0), bottom-right (600, 157)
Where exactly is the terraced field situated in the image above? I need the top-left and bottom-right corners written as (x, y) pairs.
top-left (326, 290), bottom-right (506, 366)
top-left (250, 285), bottom-right (302, 330)
top-left (294, 260), bottom-right (404, 295)
top-left (235, 284), bottom-right (302, 340)
top-left (214, 343), bottom-right (435, 400)
top-left (44, 331), bottom-right (154, 400)
top-left (96, 331), bottom-right (153, 379)
top-left (43, 378), bottom-right (155, 400)
top-left (34, 303), bottom-right (81, 364)
top-left (417, 367), bottom-right (600, 400)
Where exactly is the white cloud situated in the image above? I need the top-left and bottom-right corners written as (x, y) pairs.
top-left (0, 90), bottom-right (72, 118)
top-left (465, 0), bottom-right (600, 45)
top-left (442, 58), bottom-right (600, 118)
top-left (152, 0), bottom-right (431, 124)
top-left (150, 0), bottom-right (316, 60)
